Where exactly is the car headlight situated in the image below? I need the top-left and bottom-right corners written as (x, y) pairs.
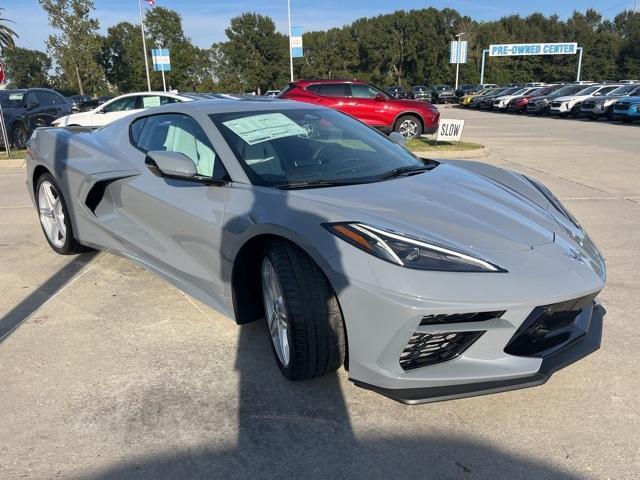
top-left (525, 176), bottom-right (581, 229)
top-left (324, 222), bottom-right (506, 272)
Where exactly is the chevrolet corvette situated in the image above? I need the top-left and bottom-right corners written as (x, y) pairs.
top-left (25, 99), bottom-right (606, 404)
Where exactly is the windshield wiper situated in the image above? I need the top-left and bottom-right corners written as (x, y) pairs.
top-left (381, 165), bottom-right (434, 180)
top-left (278, 179), bottom-right (360, 190)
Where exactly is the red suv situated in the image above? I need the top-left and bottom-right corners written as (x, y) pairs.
top-left (279, 79), bottom-right (439, 138)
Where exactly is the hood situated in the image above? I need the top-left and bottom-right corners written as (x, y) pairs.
top-left (615, 96), bottom-right (640, 104)
top-left (289, 163), bottom-right (559, 254)
top-left (554, 94), bottom-right (589, 102)
top-left (53, 111), bottom-right (90, 126)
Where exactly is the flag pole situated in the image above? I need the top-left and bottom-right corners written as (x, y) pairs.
top-left (139, 0), bottom-right (152, 92)
top-left (287, 0), bottom-right (294, 82)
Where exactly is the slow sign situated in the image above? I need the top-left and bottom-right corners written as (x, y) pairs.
top-left (436, 119), bottom-right (465, 143)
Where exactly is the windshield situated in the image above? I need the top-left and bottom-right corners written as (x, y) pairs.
top-left (211, 108), bottom-right (425, 188)
top-left (549, 85), bottom-right (581, 97)
top-left (608, 85), bottom-right (639, 96)
top-left (0, 92), bottom-right (24, 108)
top-left (576, 86), bottom-right (600, 96)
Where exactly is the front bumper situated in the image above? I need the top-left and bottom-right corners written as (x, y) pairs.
top-left (355, 303), bottom-right (604, 404)
top-left (327, 236), bottom-right (606, 405)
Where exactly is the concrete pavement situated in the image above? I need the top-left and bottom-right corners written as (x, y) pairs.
top-left (0, 110), bottom-right (638, 479)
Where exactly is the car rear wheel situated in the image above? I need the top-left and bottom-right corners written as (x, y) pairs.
top-left (12, 123), bottom-right (29, 149)
top-left (260, 240), bottom-right (345, 380)
top-left (36, 173), bottom-right (85, 255)
top-left (394, 115), bottom-right (423, 139)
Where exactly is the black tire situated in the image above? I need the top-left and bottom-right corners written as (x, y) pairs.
top-left (35, 173), bottom-right (85, 255)
top-left (261, 240), bottom-right (345, 381)
top-left (393, 114), bottom-right (423, 139)
top-left (11, 123), bottom-right (29, 149)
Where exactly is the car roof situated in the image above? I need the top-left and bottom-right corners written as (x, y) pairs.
top-left (292, 79), bottom-right (364, 86)
top-left (116, 98), bottom-right (328, 123)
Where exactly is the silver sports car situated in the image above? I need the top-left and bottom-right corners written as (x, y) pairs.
top-left (25, 99), bottom-right (606, 404)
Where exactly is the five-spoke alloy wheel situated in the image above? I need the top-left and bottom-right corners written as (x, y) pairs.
top-left (36, 173), bottom-right (84, 255)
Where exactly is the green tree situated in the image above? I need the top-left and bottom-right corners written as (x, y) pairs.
top-left (219, 12), bottom-right (288, 93)
top-left (100, 21), bottom-right (149, 92)
top-left (39, 0), bottom-right (106, 95)
top-left (2, 47), bottom-right (51, 88)
top-left (0, 8), bottom-right (17, 50)
top-left (145, 7), bottom-right (212, 91)
top-left (615, 10), bottom-right (640, 79)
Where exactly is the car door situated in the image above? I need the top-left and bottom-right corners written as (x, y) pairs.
top-left (109, 112), bottom-right (230, 304)
top-left (310, 83), bottom-right (351, 113)
top-left (344, 83), bottom-right (390, 127)
top-left (34, 91), bottom-right (66, 127)
top-left (23, 91), bottom-right (49, 133)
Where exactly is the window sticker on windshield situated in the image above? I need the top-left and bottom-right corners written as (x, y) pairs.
top-left (9, 93), bottom-right (24, 101)
top-left (222, 113), bottom-right (308, 145)
top-left (142, 96), bottom-right (161, 108)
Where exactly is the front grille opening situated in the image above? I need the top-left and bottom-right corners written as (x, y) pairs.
top-left (420, 311), bottom-right (504, 326)
top-left (400, 331), bottom-right (484, 371)
top-left (504, 295), bottom-right (595, 358)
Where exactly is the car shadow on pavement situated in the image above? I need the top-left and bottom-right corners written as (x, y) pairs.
top-left (0, 250), bottom-right (98, 342)
top-left (83, 321), bottom-right (582, 480)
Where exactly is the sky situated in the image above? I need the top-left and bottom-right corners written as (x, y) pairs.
top-left (4, 0), bottom-right (638, 52)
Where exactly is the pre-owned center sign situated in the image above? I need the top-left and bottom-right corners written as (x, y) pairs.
top-left (480, 41), bottom-right (583, 83)
top-left (489, 42), bottom-right (578, 57)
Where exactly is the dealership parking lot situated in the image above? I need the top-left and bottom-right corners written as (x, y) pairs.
top-left (1, 109), bottom-right (639, 479)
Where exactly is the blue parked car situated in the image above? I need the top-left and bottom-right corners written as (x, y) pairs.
top-left (613, 96), bottom-right (640, 122)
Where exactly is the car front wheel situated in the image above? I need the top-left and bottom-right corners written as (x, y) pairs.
top-left (394, 115), bottom-right (423, 139)
top-left (260, 240), bottom-right (345, 380)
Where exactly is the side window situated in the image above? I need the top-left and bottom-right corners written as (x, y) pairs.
top-left (318, 83), bottom-right (349, 97)
top-left (25, 92), bottom-right (39, 107)
top-left (132, 114), bottom-right (223, 179)
top-left (306, 84), bottom-right (322, 94)
top-left (160, 96), bottom-right (180, 105)
top-left (36, 91), bottom-right (55, 106)
top-left (102, 97), bottom-right (139, 113)
top-left (349, 84), bottom-right (379, 99)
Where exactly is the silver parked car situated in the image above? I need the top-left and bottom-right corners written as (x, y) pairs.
top-left (25, 100), bottom-right (606, 404)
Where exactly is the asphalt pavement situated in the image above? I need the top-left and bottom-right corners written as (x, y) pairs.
top-left (0, 109), bottom-right (638, 479)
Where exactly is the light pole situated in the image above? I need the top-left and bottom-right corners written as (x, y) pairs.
top-left (455, 32), bottom-right (465, 90)
top-left (138, 0), bottom-right (152, 92)
top-left (287, 0), bottom-right (294, 82)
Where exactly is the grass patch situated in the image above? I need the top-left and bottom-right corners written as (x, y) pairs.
top-left (0, 148), bottom-right (27, 160)
top-left (406, 138), bottom-right (483, 152)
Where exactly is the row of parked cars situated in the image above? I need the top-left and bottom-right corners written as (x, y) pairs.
top-left (459, 81), bottom-right (640, 122)
top-left (385, 84), bottom-right (475, 104)
top-left (1, 79), bottom-right (444, 149)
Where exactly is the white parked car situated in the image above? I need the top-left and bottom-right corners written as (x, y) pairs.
top-left (52, 92), bottom-right (195, 127)
top-left (492, 87), bottom-right (539, 110)
top-left (549, 84), bottom-right (622, 116)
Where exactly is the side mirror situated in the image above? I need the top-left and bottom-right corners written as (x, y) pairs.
top-left (375, 93), bottom-right (387, 102)
top-left (389, 131), bottom-right (407, 147)
top-left (145, 150), bottom-right (197, 179)
top-left (27, 101), bottom-right (39, 110)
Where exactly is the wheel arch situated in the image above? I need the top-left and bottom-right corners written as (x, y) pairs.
top-left (32, 165), bottom-right (53, 196)
top-left (393, 111), bottom-right (425, 131)
top-left (230, 231), bottom-right (343, 325)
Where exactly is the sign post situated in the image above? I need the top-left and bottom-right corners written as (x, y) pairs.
top-left (450, 37), bottom-right (467, 90)
top-left (480, 42), bottom-right (582, 83)
top-left (151, 48), bottom-right (171, 92)
top-left (436, 119), bottom-right (465, 146)
top-left (0, 62), bottom-right (11, 159)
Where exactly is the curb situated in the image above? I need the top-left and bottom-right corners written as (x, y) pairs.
top-left (413, 145), bottom-right (491, 159)
top-left (0, 159), bottom-right (26, 169)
